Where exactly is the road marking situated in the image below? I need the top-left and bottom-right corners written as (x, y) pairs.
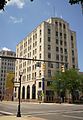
top-left (0, 111), bottom-right (13, 115)
top-left (63, 115), bottom-right (83, 120)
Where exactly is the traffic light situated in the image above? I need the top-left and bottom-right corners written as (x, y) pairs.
top-left (61, 65), bottom-right (65, 72)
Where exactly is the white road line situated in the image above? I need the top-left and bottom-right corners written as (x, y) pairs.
top-left (63, 115), bottom-right (83, 120)
top-left (0, 111), bottom-right (13, 115)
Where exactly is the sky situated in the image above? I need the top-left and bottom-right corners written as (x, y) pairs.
top-left (0, 0), bottom-right (83, 71)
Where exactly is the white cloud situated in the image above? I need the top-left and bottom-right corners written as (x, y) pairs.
top-left (47, 2), bottom-right (51, 6)
top-left (6, 0), bottom-right (26, 9)
top-left (1, 47), bottom-right (11, 51)
top-left (9, 16), bottom-right (23, 23)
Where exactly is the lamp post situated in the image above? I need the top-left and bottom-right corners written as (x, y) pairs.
top-left (17, 72), bottom-right (22, 117)
top-left (41, 63), bottom-right (46, 102)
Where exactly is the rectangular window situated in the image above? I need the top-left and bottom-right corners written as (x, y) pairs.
top-left (39, 53), bottom-right (41, 59)
top-left (39, 82), bottom-right (41, 88)
top-left (60, 48), bottom-right (63, 53)
top-left (40, 46), bottom-right (41, 51)
top-left (65, 56), bottom-right (68, 62)
top-left (48, 37), bottom-right (51, 42)
top-left (56, 47), bottom-right (59, 52)
top-left (72, 57), bottom-right (75, 63)
top-left (72, 50), bottom-right (74, 56)
top-left (56, 54), bottom-right (59, 60)
top-left (56, 31), bottom-right (58, 37)
top-left (48, 70), bottom-right (51, 77)
top-left (71, 35), bottom-right (73, 41)
top-left (48, 28), bottom-right (51, 34)
top-left (64, 49), bottom-right (67, 54)
top-left (48, 45), bottom-right (51, 50)
top-left (48, 53), bottom-right (51, 59)
top-left (47, 81), bottom-right (52, 86)
top-left (56, 39), bottom-right (59, 44)
top-left (40, 29), bottom-right (41, 35)
top-left (61, 55), bottom-right (63, 61)
top-left (60, 40), bottom-right (63, 45)
top-left (56, 63), bottom-right (59, 68)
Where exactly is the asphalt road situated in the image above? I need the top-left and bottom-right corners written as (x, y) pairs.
top-left (0, 101), bottom-right (83, 120)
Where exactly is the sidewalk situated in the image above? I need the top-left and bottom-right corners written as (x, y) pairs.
top-left (0, 116), bottom-right (46, 120)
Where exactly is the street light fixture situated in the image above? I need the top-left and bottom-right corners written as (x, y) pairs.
top-left (17, 72), bottom-right (23, 117)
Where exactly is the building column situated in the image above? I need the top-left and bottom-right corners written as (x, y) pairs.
top-left (30, 85), bottom-right (32, 99)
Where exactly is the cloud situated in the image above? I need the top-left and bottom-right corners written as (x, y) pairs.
top-left (6, 0), bottom-right (26, 9)
top-left (9, 16), bottom-right (23, 23)
top-left (1, 47), bottom-right (11, 51)
top-left (46, 2), bottom-right (51, 6)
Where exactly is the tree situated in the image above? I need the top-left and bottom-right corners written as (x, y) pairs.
top-left (50, 71), bottom-right (67, 102)
top-left (50, 69), bottom-right (82, 103)
top-left (0, 0), bottom-right (34, 11)
top-left (6, 72), bottom-right (15, 89)
top-left (65, 69), bottom-right (80, 103)
top-left (5, 72), bottom-right (15, 100)
top-left (69, 0), bottom-right (83, 14)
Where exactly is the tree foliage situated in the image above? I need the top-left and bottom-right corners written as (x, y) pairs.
top-left (50, 69), bottom-right (83, 103)
top-left (0, 0), bottom-right (34, 11)
top-left (6, 72), bottom-right (15, 89)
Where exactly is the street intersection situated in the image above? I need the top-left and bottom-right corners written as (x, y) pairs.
top-left (0, 101), bottom-right (83, 120)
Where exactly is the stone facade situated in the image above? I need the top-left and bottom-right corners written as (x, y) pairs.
top-left (14, 17), bottom-right (78, 102)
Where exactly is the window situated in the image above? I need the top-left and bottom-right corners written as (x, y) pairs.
top-left (72, 65), bottom-right (75, 68)
top-left (56, 63), bottom-right (59, 68)
top-left (60, 32), bottom-right (62, 37)
top-left (64, 41), bottom-right (67, 46)
top-left (56, 54), bottom-right (59, 60)
top-left (48, 45), bottom-right (51, 50)
top-left (59, 23), bottom-right (62, 27)
top-left (72, 57), bottom-right (75, 63)
top-left (48, 53), bottom-right (51, 59)
top-left (63, 24), bottom-right (66, 29)
top-left (48, 62), bottom-right (53, 68)
top-left (72, 43), bottom-right (74, 48)
top-left (64, 33), bottom-right (66, 39)
top-left (47, 81), bottom-right (51, 86)
top-left (65, 64), bottom-right (68, 69)
top-left (55, 22), bottom-right (58, 26)
top-left (40, 38), bottom-right (41, 43)
top-left (65, 56), bottom-right (68, 62)
top-left (71, 35), bottom-right (73, 41)
top-left (48, 37), bottom-right (51, 42)
top-left (61, 55), bottom-right (63, 61)
top-left (60, 40), bottom-right (63, 45)
top-left (64, 49), bottom-right (67, 54)
top-left (60, 48), bottom-right (63, 53)
top-left (39, 53), bottom-right (41, 59)
top-left (56, 39), bottom-right (59, 44)
top-left (56, 47), bottom-right (59, 52)
top-left (56, 31), bottom-right (58, 37)
top-left (48, 70), bottom-right (51, 77)
top-left (39, 82), bottom-right (41, 88)
top-left (72, 50), bottom-right (74, 56)
top-left (48, 28), bottom-right (51, 34)
top-left (40, 29), bottom-right (41, 35)
top-left (40, 46), bottom-right (41, 51)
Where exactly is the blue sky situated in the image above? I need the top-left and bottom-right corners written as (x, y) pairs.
top-left (0, 0), bottom-right (83, 71)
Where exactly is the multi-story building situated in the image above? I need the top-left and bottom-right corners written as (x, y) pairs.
top-left (0, 49), bottom-right (16, 99)
top-left (14, 17), bottom-right (78, 102)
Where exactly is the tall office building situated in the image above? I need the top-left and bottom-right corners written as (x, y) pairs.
top-left (0, 49), bottom-right (16, 99)
top-left (14, 17), bottom-right (78, 102)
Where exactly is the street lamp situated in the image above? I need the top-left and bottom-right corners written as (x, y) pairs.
top-left (17, 72), bottom-right (23, 117)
